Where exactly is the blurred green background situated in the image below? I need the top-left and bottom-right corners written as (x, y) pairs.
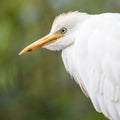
top-left (0, 0), bottom-right (120, 120)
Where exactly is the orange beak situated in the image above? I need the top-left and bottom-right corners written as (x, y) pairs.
top-left (19, 32), bottom-right (63, 55)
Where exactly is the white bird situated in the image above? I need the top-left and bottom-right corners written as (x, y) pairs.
top-left (19, 11), bottom-right (120, 120)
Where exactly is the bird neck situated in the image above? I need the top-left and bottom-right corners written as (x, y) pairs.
top-left (61, 44), bottom-right (89, 96)
top-left (61, 45), bottom-right (78, 81)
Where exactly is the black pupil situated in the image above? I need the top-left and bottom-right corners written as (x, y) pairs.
top-left (62, 29), bottom-right (65, 33)
top-left (61, 27), bottom-right (67, 34)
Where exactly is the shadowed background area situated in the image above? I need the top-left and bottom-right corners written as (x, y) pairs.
top-left (0, 0), bottom-right (120, 120)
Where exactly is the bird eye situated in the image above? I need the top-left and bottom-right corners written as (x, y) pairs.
top-left (60, 27), bottom-right (67, 34)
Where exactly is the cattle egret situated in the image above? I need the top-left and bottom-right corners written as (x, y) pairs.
top-left (19, 11), bottom-right (120, 120)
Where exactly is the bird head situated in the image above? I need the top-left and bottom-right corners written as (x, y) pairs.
top-left (19, 11), bottom-right (88, 55)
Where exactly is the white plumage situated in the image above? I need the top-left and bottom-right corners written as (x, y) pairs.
top-left (19, 11), bottom-right (120, 120)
